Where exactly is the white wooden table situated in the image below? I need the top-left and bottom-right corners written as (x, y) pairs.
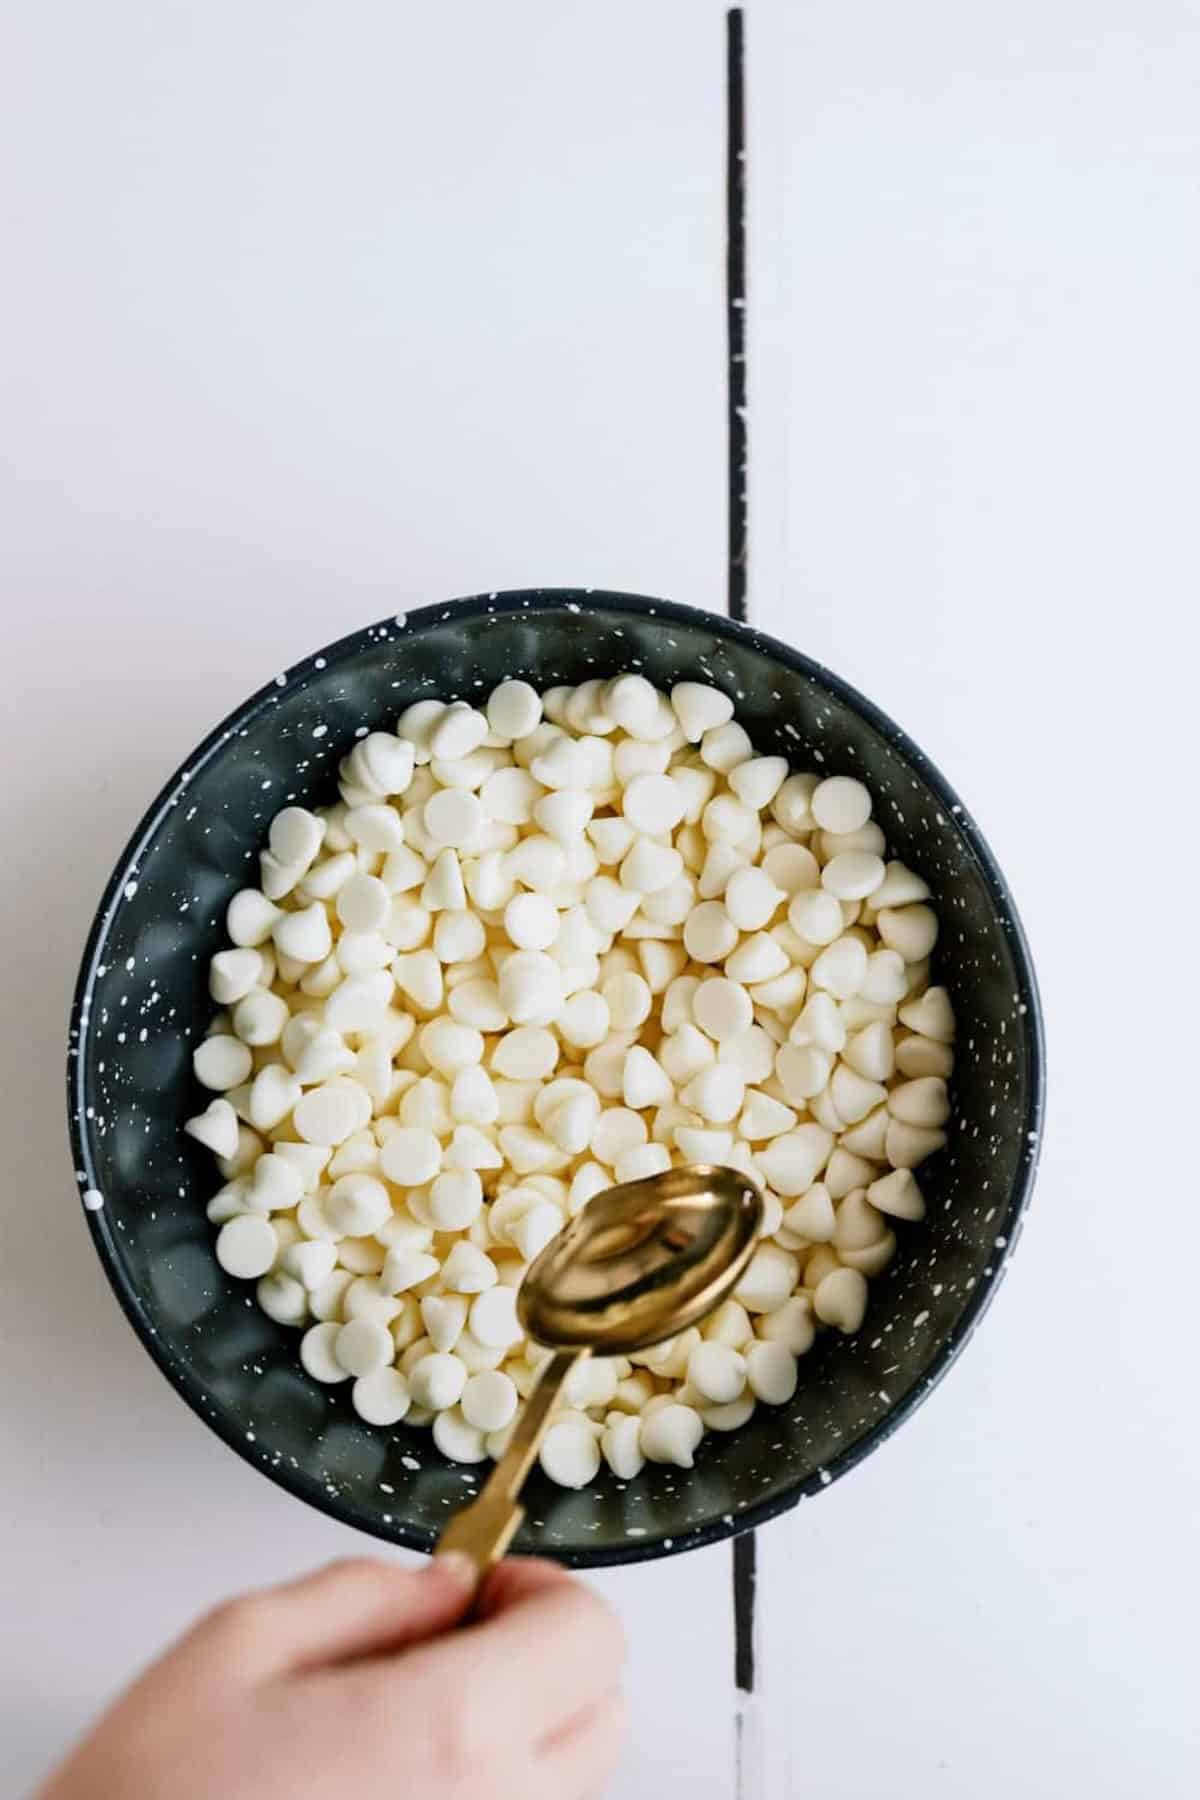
top-left (2, 4), bottom-right (1197, 1795)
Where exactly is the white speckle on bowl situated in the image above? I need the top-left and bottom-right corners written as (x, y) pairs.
top-left (82, 1187), bottom-right (105, 1211)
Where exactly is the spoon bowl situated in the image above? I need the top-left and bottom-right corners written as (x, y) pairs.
top-left (519, 1166), bottom-right (763, 1357)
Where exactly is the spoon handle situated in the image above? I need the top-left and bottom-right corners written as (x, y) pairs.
top-left (435, 1347), bottom-right (584, 1581)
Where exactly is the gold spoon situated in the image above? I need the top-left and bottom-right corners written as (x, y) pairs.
top-left (435, 1165), bottom-right (763, 1579)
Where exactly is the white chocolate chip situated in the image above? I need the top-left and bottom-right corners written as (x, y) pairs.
top-left (681, 1064), bottom-right (745, 1125)
top-left (427, 1169), bottom-right (484, 1231)
top-left (541, 1417), bottom-right (602, 1487)
top-left (867, 1167), bottom-right (925, 1221)
top-left (744, 1340), bottom-right (798, 1405)
top-left (335, 1317), bottom-right (394, 1377)
top-left (461, 1369), bottom-right (519, 1433)
top-left (469, 1286), bottom-right (522, 1349)
top-left (888, 1076), bottom-right (951, 1128)
top-left (735, 1245), bottom-right (801, 1313)
top-left (822, 851), bottom-right (886, 901)
top-left (811, 776), bottom-right (872, 835)
top-left (300, 1321), bottom-right (352, 1384)
top-left (193, 1035), bottom-right (254, 1092)
top-left (728, 756), bottom-right (788, 811)
top-left (601, 1413), bottom-right (646, 1479)
top-left (352, 1368), bottom-right (411, 1425)
top-left (757, 1124), bottom-right (834, 1196)
top-left (380, 1249), bottom-right (440, 1294)
top-left (640, 1402), bottom-right (704, 1467)
top-left (813, 1266), bottom-right (869, 1333)
top-left (441, 1241), bottom-right (499, 1292)
top-left (877, 904), bottom-right (939, 962)
top-left (671, 682), bottom-right (734, 741)
top-left (757, 1295), bottom-right (815, 1354)
top-left (409, 1351), bottom-right (468, 1411)
top-left (215, 1215), bottom-right (277, 1279)
top-left (486, 680), bottom-right (542, 741)
top-left (430, 703), bottom-right (489, 761)
top-left (687, 1342), bottom-right (747, 1404)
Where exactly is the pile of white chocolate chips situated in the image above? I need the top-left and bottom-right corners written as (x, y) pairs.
top-left (186, 674), bottom-right (955, 1489)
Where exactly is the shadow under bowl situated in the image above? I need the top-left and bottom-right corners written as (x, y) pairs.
top-left (68, 590), bottom-right (1044, 1566)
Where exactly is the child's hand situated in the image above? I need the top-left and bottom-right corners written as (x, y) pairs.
top-left (40, 1554), bottom-right (626, 1800)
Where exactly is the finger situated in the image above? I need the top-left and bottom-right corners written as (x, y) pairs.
top-left (384, 1565), bottom-right (625, 1744)
top-left (195, 1556), bottom-right (476, 1676)
top-left (475, 1555), bottom-right (574, 1620)
top-left (534, 1686), bottom-right (627, 1800)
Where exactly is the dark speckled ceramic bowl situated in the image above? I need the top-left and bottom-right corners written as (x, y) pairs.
top-left (67, 591), bottom-right (1044, 1566)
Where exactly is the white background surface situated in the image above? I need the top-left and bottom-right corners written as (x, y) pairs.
top-left (1, 4), bottom-right (1197, 1796)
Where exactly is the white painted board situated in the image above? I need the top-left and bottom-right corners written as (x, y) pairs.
top-left (750, 4), bottom-right (1199, 1795)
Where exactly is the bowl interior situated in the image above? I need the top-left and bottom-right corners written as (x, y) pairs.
top-left (70, 592), bottom-right (1042, 1565)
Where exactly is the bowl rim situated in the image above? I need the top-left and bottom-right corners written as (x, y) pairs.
top-left (67, 587), bottom-right (1045, 1567)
